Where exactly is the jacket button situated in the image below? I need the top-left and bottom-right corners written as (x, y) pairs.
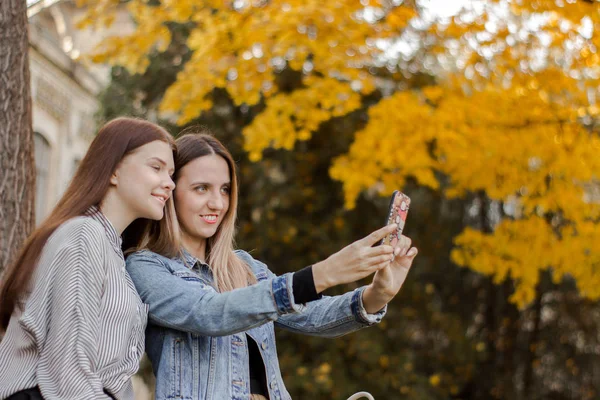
top-left (261, 342), bottom-right (267, 350)
top-left (270, 381), bottom-right (276, 389)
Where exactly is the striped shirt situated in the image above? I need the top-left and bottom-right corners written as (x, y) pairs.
top-left (0, 207), bottom-right (148, 400)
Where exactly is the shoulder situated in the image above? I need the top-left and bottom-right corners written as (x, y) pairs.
top-left (52, 216), bottom-right (106, 245)
top-left (234, 249), bottom-right (259, 265)
top-left (45, 217), bottom-right (107, 260)
top-left (234, 249), bottom-right (272, 276)
top-left (40, 217), bottom-right (108, 279)
top-left (126, 249), bottom-right (181, 274)
top-left (127, 249), bottom-right (163, 262)
top-left (126, 249), bottom-right (164, 266)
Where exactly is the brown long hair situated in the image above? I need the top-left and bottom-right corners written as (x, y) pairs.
top-left (0, 117), bottom-right (175, 331)
top-left (138, 127), bottom-right (255, 292)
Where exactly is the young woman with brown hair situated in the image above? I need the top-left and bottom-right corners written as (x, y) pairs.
top-left (0, 117), bottom-right (176, 400)
top-left (126, 128), bottom-right (418, 400)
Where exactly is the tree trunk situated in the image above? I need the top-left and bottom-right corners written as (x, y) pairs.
top-left (0, 0), bottom-right (35, 273)
top-left (522, 272), bottom-right (544, 399)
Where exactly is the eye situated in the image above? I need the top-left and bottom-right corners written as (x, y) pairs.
top-left (221, 186), bottom-right (231, 195)
top-left (151, 165), bottom-right (161, 171)
top-left (195, 185), bottom-right (207, 192)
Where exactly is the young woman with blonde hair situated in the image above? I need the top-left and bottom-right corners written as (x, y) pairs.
top-left (126, 128), bottom-right (418, 400)
top-left (0, 117), bottom-right (177, 400)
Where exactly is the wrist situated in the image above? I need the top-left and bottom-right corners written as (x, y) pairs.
top-left (312, 259), bottom-right (335, 293)
top-left (371, 281), bottom-right (395, 299)
top-left (362, 284), bottom-right (391, 314)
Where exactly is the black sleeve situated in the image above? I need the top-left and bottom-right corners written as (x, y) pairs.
top-left (292, 265), bottom-right (323, 304)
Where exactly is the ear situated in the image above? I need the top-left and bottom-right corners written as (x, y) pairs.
top-left (109, 170), bottom-right (119, 186)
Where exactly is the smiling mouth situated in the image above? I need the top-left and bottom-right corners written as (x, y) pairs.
top-left (152, 194), bottom-right (168, 204)
top-left (201, 215), bottom-right (218, 224)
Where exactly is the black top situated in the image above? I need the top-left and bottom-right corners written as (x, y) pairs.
top-left (248, 335), bottom-right (269, 396)
top-left (292, 265), bottom-right (323, 304)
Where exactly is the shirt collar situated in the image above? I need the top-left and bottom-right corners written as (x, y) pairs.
top-left (178, 248), bottom-right (210, 270)
top-left (84, 205), bottom-right (123, 255)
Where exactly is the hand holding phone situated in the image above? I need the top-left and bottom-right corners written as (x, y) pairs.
top-left (375, 190), bottom-right (410, 247)
top-left (363, 190), bottom-right (416, 312)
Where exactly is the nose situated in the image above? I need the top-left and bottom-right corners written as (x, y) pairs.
top-left (207, 191), bottom-right (224, 210)
top-left (163, 175), bottom-right (175, 192)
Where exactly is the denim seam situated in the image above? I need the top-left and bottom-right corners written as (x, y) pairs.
top-left (280, 315), bottom-right (355, 333)
top-left (271, 274), bottom-right (298, 315)
top-left (351, 287), bottom-right (386, 325)
top-left (132, 250), bottom-right (173, 273)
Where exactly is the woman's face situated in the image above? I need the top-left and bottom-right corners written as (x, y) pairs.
top-left (174, 154), bottom-right (231, 242)
top-left (111, 140), bottom-right (175, 220)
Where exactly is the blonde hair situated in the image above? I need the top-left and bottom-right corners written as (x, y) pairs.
top-left (123, 197), bottom-right (181, 258)
top-left (137, 127), bottom-right (256, 292)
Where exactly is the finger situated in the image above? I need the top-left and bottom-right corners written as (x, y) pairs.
top-left (362, 224), bottom-right (398, 246)
top-left (401, 235), bottom-right (412, 250)
top-left (355, 260), bottom-right (389, 281)
top-left (368, 254), bottom-right (394, 267)
top-left (370, 259), bottom-right (393, 273)
top-left (366, 244), bottom-right (394, 257)
top-left (392, 247), bottom-right (418, 270)
top-left (395, 247), bottom-right (418, 263)
top-left (407, 247), bottom-right (418, 258)
top-left (398, 236), bottom-right (411, 256)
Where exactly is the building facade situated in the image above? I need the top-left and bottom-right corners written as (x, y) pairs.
top-left (27, 0), bottom-right (133, 223)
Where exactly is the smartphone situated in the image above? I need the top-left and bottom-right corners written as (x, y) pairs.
top-left (375, 190), bottom-right (411, 247)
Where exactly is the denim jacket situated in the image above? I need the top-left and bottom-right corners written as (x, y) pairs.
top-left (125, 249), bottom-right (386, 400)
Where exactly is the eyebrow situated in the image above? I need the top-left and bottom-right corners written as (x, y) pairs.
top-left (148, 157), bottom-right (167, 165)
top-left (189, 181), bottom-right (231, 187)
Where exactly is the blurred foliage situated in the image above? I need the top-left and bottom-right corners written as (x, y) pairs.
top-left (88, 0), bottom-right (600, 399)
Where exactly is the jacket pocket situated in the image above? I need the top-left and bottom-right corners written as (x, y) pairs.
top-left (173, 270), bottom-right (214, 288)
top-left (165, 335), bottom-right (193, 400)
top-left (169, 337), bottom-right (182, 398)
